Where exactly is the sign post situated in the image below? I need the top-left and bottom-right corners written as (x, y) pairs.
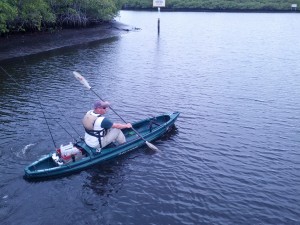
top-left (153, 0), bottom-right (166, 34)
top-left (291, 4), bottom-right (297, 11)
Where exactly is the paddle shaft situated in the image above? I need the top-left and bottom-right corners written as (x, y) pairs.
top-left (73, 71), bottom-right (158, 150)
top-left (90, 88), bottom-right (147, 141)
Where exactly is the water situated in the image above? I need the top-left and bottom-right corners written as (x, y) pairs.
top-left (1, 11), bottom-right (300, 225)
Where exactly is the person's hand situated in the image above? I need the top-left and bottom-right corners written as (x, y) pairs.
top-left (126, 123), bottom-right (132, 128)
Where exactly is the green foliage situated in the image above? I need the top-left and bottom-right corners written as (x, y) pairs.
top-left (2, 0), bottom-right (299, 35)
top-left (123, 0), bottom-right (300, 11)
top-left (85, 0), bottom-right (119, 21)
top-left (123, 0), bottom-right (152, 8)
top-left (48, 0), bottom-right (123, 27)
top-left (14, 0), bottom-right (56, 31)
top-left (0, 0), bottom-right (123, 35)
top-left (0, 0), bottom-right (17, 33)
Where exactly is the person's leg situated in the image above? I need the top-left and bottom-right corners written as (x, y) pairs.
top-left (101, 128), bottom-right (126, 148)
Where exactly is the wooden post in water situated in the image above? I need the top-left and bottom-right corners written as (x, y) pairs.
top-left (153, 0), bottom-right (165, 35)
top-left (157, 7), bottom-right (160, 35)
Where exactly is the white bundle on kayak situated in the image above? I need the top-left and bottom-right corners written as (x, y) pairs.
top-left (52, 142), bottom-right (84, 165)
top-left (60, 143), bottom-right (80, 156)
top-left (52, 153), bottom-right (63, 166)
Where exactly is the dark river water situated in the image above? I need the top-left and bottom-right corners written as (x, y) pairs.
top-left (1, 11), bottom-right (300, 225)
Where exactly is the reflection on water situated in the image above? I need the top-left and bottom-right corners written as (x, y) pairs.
top-left (83, 127), bottom-right (179, 198)
top-left (84, 162), bottom-right (126, 197)
top-left (159, 124), bottom-right (178, 141)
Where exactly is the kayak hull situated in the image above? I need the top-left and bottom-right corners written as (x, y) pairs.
top-left (24, 112), bottom-right (180, 179)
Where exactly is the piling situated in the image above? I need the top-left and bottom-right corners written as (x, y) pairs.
top-left (157, 7), bottom-right (160, 35)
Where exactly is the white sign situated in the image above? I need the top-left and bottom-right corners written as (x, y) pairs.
top-left (291, 4), bottom-right (297, 7)
top-left (153, 0), bottom-right (165, 7)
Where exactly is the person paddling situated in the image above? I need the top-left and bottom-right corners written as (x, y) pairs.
top-left (82, 100), bottom-right (132, 151)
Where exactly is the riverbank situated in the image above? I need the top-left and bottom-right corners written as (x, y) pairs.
top-left (0, 21), bottom-right (134, 62)
top-left (122, 7), bottom-right (299, 13)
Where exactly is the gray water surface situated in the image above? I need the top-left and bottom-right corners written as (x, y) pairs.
top-left (0, 11), bottom-right (300, 225)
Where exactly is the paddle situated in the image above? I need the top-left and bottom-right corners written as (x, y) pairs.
top-left (73, 71), bottom-right (158, 151)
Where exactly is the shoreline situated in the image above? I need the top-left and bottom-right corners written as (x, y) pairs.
top-left (0, 21), bottom-right (134, 62)
top-left (1, 9), bottom-right (298, 62)
top-left (122, 8), bottom-right (299, 13)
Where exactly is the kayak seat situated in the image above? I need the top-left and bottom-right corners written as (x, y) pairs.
top-left (103, 142), bottom-right (117, 149)
top-left (149, 119), bottom-right (160, 132)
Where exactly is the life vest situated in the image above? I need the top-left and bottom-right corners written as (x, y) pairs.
top-left (82, 110), bottom-right (107, 147)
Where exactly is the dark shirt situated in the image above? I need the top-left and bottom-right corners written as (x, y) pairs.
top-left (101, 118), bottom-right (113, 129)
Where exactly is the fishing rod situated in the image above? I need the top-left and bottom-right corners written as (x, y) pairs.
top-left (0, 65), bottom-right (57, 148)
top-left (0, 66), bottom-right (78, 147)
top-left (56, 106), bottom-right (81, 137)
top-left (45, 115), bottom-right (78, 141)
top-left (20, 57), bottom-right (83, 141)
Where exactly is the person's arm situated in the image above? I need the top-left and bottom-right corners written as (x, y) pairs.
top-left (101, 118), bottom-right (132, 130)
top-left (112, 123), bottom-right (132, 129)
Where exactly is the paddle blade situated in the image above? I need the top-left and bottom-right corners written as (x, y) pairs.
top-left (146, 141), bottom-right (158, 151)
top-left (73, 71), bottom-right (91, 89)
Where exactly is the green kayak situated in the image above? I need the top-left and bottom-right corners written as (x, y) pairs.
top-left (24, 112), bottom-right (180, 179)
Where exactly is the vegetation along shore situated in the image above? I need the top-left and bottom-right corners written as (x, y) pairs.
top-left (0, 0), bottom-right (299, 61)
top-left (1, 0), bottom-right (299, 36)
top-left (123, 0), bottom-right (300, 12)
